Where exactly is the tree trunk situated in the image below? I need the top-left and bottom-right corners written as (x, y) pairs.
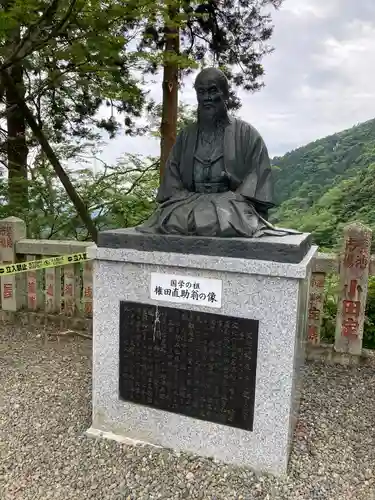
top-left (1, 70), bottom-right (98, 243)
top-left (160, 5), bottom-right (180, 179)
top-left (4, 29), bottom-right (28, 217)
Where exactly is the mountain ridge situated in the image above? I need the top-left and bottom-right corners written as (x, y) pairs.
top-left (269, 117), bottom-right (375, 250)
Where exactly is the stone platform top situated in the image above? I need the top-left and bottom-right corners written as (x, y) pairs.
top-left (97, 228), bottom-right (312, 264)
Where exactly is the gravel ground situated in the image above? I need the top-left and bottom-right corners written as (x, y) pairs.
top-left (1, 325), bottom-right (375, 500)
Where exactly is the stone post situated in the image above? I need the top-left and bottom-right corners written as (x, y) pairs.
top-left (307, 253), bottom-right (338, 345)
top-left (62, 263), bottom-right (76, 315)
top-left (45, 265), bottom-right (61, 313)
top-left (0, 217), bottom-right (27, 311)
top-left (83, 260), bottom-right (93, 317)
top-left (26, 255), bottom-right (44, 311)
top-left (335, 222), bottom-right (372, 355)
top-left (307, 272), bottom-right (326, 345)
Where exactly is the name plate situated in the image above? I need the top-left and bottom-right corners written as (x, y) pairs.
top-left (150, 272), bottom-right (222, 309)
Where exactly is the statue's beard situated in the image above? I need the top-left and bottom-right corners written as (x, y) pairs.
top-left (197, 103), bottom-right (228, 130)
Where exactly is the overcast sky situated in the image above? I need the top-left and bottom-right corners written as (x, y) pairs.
top-left (97, 0), bottom-right (375, 165)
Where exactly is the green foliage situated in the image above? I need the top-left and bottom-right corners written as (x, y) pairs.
top-left (0, 0), bottom-right (284, 145)
top-left (0, 0), bottom-right (284, 222)
top-left (0, 145), bottom-right (159, 240)
top-left (139, 0), bottom-right (284, 110)
top-left (0, 0), bottom-right (161, 222)
top-left (363, 277), bottom-right (375, 349)
top-left (0, 98), bottom-right (199, 239)
top-left (271, 118), bottom-right (375, 350)
top-left (0, 0), bottom-right (154, 142)
top-left (147, 102), bottom-right (196, 138)
top-left (271, 118), bottom-right (375, 251)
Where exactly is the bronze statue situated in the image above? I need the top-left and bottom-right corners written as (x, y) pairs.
top-left (137, 67), bottom-right (296, 238)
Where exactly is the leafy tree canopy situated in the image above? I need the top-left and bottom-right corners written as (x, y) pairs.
top-left (139, 0), bottom-right (283, 110)
top-left (0, 0), bottom-right (158, 148)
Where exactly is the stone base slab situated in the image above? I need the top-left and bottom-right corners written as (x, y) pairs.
top-left (86, 427), bottom-right (161, 448)
top-left (97, 228), bottom-right (312, 264)
top-left (306, 342), bottom-right (375, 366)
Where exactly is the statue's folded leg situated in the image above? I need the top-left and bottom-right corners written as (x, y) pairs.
top-left (135, 209), bottom-right (161, 234)
top-left (190, 192), bottom-right (259, 238)
top-left (192, 196), bottom-right (221, 237)
top-left (137, 191), bottom-right (300, 238)
top-left (136, 194), bottom-right (200, 235)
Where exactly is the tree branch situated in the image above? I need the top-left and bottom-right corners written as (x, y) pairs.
top-left (1, 0), bottom-right (80, 72)
top-left (123, 161), bottom-right (158, 196)
top-left (1, 69), bottom-right (98, 242)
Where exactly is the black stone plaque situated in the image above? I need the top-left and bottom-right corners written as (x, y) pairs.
top-left (119, 301), bottom-right (259, 431)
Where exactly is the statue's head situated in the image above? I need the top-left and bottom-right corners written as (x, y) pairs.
top-left (194, 68), bottom-right (229, 124)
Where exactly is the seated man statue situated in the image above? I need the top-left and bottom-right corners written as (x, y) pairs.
top-left (137, 67), bottom-right (294, 238)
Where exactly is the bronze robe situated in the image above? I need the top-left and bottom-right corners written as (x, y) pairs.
top-left (138, 117), bottom-right (296, 237)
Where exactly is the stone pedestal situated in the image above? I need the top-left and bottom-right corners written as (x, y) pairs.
top-left (87, 229), bottom-right (317, 475)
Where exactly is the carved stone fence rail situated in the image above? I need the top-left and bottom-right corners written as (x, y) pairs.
top-left (0, 217), bottom-right (93, 329)
top-left (0, 216), bottom-right (373, 357)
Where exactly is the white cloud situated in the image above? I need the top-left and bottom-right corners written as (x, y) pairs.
top-left (281, 0), bottom-right (338, 19)
top-left (291, 19), bottom-right (375, 137)
top-left (318, 21), bottom-right (375, 70)
top-left (235, 6), bottom-right (375, 155)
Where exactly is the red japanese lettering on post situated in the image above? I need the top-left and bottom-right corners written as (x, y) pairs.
top-left (28, 295), bottom-right (36, 308)
top-left (46, 284), bottom-right (54, 296)
top-left (308, 325), bottom-right (318, 342)
top-left (343, 299), bottom-right (361, 316)
top-left (347, 279), bottom-right (358, 298)
top-left (0, 225), bottom-right (11, 236)
top-left (0, 236), bottom-right (12, 248)
top-left (355, 248), bottom-right (369, 270)
top-left (0, 225), bottom-right (13, 249)
top-left (84, 286), bottom-right (93, 298)
top-left (27, 274), bottom-right (37, 310)
top-left (84, 302), bottom-right (93, 315)
top-left (308, 307), bottom-right (320, 321)
top-left (64, 284), bottom-right (73, 296)
top-left (344, 237), bottom-right (370, 269)
top-left (340, 234), bottom-right (369, 338)
top-left (311, 277), bottom-right (325, 288)
top-left (336, 224), bottom-right (372, 352)
top-left (3, 283), bottom-right (13, 299)
top-left (342, 319), bottom-right (359, 337)
top-left (309, 293), bottom-right (322, 304)
top-left (84, 262), bottom-right (93, 273)
top-left (28, 280), bottom-right (36, 295)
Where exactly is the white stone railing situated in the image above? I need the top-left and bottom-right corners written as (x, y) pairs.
top-left (0, 216), bottom-right (373, 356)
top-left (0, 217), bottom-right (93, 323)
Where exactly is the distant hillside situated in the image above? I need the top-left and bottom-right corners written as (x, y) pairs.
top-left (270, 119), bottom-right (375, 250)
